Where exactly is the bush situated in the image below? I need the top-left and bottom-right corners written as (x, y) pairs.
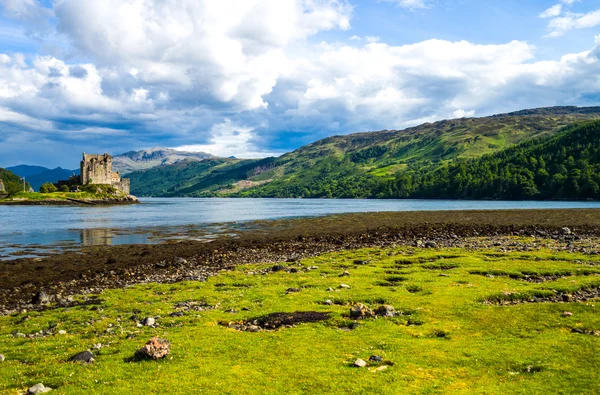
top-left (40, 182), bottom-right (58, 193)
top-left (60, 185), bottom-right (70, 192)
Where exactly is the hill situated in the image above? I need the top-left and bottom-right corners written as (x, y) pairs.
top-left (127, 106), bottom-right (600, 198)
top-left (0, 168), bottom-right (32, 195)
top-left (113, 147), bottom-right (215, 173)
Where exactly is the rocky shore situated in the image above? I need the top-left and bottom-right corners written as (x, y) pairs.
top-left (2, 208), bottom-right (600, 314)
top-left (0, 195), bottom-right (139, 205)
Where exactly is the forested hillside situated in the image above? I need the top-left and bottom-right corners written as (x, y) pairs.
top-left (127, 106), bottom-right (600, 199)
top-left (0, 168), bottom-right (31, 195)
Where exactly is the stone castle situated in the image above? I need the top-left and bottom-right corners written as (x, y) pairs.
top-left (80, 153), bottom-right (130, 195)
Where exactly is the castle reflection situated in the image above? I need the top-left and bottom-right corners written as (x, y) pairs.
top-left (80, 228), bottom-right (114, 245)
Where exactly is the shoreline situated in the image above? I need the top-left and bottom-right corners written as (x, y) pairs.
top-left (0, 196), bottom-right (139, 205)
top-left (2, 208), bottom-right (600, 313)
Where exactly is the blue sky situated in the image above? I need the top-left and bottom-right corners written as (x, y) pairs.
top-left (1, 0), bottom-right (600, 168)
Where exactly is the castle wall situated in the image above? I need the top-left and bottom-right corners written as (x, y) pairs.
top-left (80, 153), bottom-right (131, 195)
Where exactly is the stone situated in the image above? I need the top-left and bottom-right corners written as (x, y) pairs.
top-left (58, 330), bottom-right (66, 335)
top-left (71, 350), bottom-right (95, 363)
top-left (369, 355), bottom-right (383, 363)
top-left (375, 365), bottom-right (388, 372)
top-left (170, 311), bottom-right (184, 317)
top-left (339, 284), bottom-right (351, 289)
top-left (374, 305), bottom-right (396, 317)
top-left (134, 337), bottom-right (171, 360)
top-left (32, 290), bottom-right (52, 305)
top-left (340, 271), bottom-right (350, 277)
top-left (324, 299), bottom-right (333, 305)
top-left (271, 265), bottom-right (286, 272)
top-left (350, 303), bottom-right (374, 319)
top-left (327, 287), bottom-right (334, 292)
top-left (247, 325), bottom-right (261, 332)
top-left (0, 354), bottom-right (4, 362)
top-left (561, 227), bottom-right (572, 235)
top-left (27, 383), bottom-right (52, 394)
top-left (286, 287), bottom-right (301, 293)
top-left (353, 260), bottom-right (369, 265)
top-left (14, 333), bottom-right (26, 338)
top-left (424, 241), bottom-right (438, 248)
top-left (354, 358), bottom-right (367, 368)
top-left (143, 317), bottom-right (156, 326)
top-left (563, 311), bottom-right (573, 317)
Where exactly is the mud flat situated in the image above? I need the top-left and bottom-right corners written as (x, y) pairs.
top-left (2, 208), bottom-right (600, 313)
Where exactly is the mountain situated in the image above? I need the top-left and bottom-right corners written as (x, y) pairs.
top-left (113, 147), bottom-right (215, 174)
top-left (127, 106), bottom-right (600, 198)
top-left (0, 168), bottom-right (32, 195)
top-left (6, 165), bottom-right (51, 178)
top-left (8, 165), bottom-right (79, 192)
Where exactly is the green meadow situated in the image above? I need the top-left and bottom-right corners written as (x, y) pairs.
top-left (1, 244), bottom-right (599, 394)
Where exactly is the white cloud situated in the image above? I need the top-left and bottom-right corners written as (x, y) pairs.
top-left (175, 119), bottom-right (281, 158)
top-left (452, 109), bottom-right (476, 118)
top-left (381, 0), bottom-right (428, 10)
top-left (539, 4), bottom-right (562, 19)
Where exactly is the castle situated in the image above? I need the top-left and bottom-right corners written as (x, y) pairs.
top-left (80, 153), bottom-right (130, 195)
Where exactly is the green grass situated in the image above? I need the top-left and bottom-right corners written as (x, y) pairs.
top-left (0, 190), bottom-right (125, 202)
top-left (1, 245), bottom-right (599, 394)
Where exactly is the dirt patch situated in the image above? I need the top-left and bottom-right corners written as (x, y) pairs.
top-left (223, 311), bottom-right (330, 331)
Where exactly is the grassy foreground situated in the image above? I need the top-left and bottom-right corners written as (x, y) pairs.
top-left (1, 243), bottom-right (599, 394)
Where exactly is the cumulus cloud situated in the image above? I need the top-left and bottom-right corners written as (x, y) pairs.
top-left (1, 0), bottom-right (600, 167)
top-left (539, 0), bottom-right (599, 38)
top-left (539, 4), bottom-right (562, 19)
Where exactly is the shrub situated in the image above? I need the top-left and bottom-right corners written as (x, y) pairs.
top-left (59, 185), bottom-right (70, 192)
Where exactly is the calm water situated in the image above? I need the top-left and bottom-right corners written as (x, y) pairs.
top-left (2, 198), bottom-right (600, 259)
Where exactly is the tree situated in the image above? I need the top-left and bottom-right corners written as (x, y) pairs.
top-left (40, 182), bottom-right (58, 193)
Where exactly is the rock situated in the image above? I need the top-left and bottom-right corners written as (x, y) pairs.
top-left (57, 330), bottom-right (66, 335)
top-left (327, 287), bottom-right (334, 292)
top-left (562, 294), bottom-right (573, 302)
top-left (286, 287), bottom-right (301, 293)
top-left (339, 284), bottom-right (351, 289)
top-left (374, 305), bottom-right (396, 317)
top-left (563, 311), bottom-right (573, 317)
top-left (353, 260), bottom-right (369, 265)
top-left (134, 337), bottom-right (171, 360)
top-left (324, 299), bottom-right (333, 305)
top-left (170, 311), bottom-right (184, 317)
top-left (561, 227), bottom-right (572, 235)
top-left (247, 325), bottom-right (261, 332)
top-left (143, 317), bottom-right (156, 326)
top-left (424, 241), bottom-right (438, 248)
top-left (27, 383), bottom-right (52, 394)
top-left (32, 290), bottom-right (52, 305)
top-left (14, 333), bottom-right (26, 338)
top-left (350, 303), bottom-right (374, 319)
top-left (369, 355), bottom-right (383, 363)
top-left (340, 271), bottom-right (350, 277)
top-left (271, 265), bottom-right (286, 272)
top-left (289, 268), bottom-right (298, 273)
top-left (571, 328), bottom-right (585, 334)
top-left (174, 257), bottom-right (187, 265)
top-left (354, 358), bottom-right (367, 367)
top-left (71, 350), bottom-right (95, 363)
top-left (0, 354), bottom-right (4, 362)
top-left (375, 365), bottom-right (388, 372)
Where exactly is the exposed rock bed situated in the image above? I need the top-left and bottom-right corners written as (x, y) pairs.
top-left (224, 311), bottom-right (331, 331)
top-left (3, 209), bottom-right (600, 314)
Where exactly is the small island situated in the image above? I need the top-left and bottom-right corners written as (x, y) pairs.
top-left (0, 153), bottom-right (138, 205)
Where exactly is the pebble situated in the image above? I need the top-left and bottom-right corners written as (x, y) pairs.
top-left (27, 383), bottom-right (52, 394)
top-left (58, 330), bottom-right (66, 335)
top-left (0, 354), bottom-right (4, 362)
top-left (286, 287), bottom-right (301, 293)
top-left (354, 358), bottom-right (367, 367)
top-left (369, 355), bottom-right (383, 363)
top-left (143, 317), bottom-right (156, 326)
top-left (340, 271), bottom-right (350, 277)
top-left (563, 311), bottom-right (573, 316)
top-left (14, 333), bottom-right (26, 338)
top-left (324, 299), bottom-right (333, 305)
top-left (339, 284), bottom-right (351, 289)
top-left (327, 287), bottom-right (334, 291)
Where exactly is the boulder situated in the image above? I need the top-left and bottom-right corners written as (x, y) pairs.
top-left (134, 337), bottom-right (170, 360)
top-left (354, 359), bottom-right (367, 367)
top-left (374, 305), bottom-right (396, 317)
top-left (27, 383), bottom-right (52, 394)
top-left (350, 303), bottom-right (374, 319)
top-left (71, 350), bottom-right (95, 363)
top-left (32, 290), bottom-right (52, 305)
top-left (561, 227), bottom-right (572, 235)
top-left (143, 317), bottom-right (156, 326)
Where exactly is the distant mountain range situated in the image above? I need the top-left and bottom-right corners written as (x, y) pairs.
top-left (125, 106), bottom-right (600, 200)
top-left (112, 147), bottom-right (214, 173)
top-left (7, 165), bottom-right (79, 192)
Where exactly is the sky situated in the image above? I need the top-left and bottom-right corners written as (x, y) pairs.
top-left (1, 0), bottom-right (600, 168)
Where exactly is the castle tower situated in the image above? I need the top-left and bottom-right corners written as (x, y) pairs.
top-left (80, 152), bottom-right (130, 195)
